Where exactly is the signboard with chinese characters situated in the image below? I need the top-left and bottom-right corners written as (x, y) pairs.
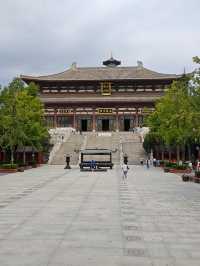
top-left (100, 81), bottom-right (112, 95)
top-left (57, 109), bottom-right (73, 114)
top-left (97, 108), bottom-right (113, 114)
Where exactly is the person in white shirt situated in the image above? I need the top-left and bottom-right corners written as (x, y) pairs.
top-left (122, 163), bottom-right (129, 181)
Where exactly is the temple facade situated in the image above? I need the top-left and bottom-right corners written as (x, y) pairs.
top-left (21, 56), bottom-right (180, 132)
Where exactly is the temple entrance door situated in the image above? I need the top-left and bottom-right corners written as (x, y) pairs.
top-left (124, 119), bottom-right (130, 131)
top-left (81, 119), bottom-right (88, 131)
top-left (102, 119), bottom-right (110, 131)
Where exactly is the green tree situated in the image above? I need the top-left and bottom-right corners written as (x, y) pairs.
top-left (146, 76), bottom-right (193, 162)
top-left (0, 78), bottom-right (49, 164)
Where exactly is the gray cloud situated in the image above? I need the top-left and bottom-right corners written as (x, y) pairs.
top-left (0, 0), bottom-right (199, 86)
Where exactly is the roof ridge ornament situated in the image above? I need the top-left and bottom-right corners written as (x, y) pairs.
top-left (103, 55), bottom-right (121, 67)
top-left (137, 60), bottom-right (143, 69)
top-left (71, 62), bottom-right (77, 70)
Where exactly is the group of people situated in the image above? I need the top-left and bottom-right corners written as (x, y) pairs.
top-left (90, 159), bottom-right (96, 170)
top-left (140, 158), bottom-right (160, 168)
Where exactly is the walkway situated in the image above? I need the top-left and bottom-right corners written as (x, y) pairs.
top-left (0, 165), bottom-right (200, 265)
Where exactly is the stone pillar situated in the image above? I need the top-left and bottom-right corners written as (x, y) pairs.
top-left (92, 108), bottom-right (96, 132)
top-left (116, 108), bottom-right (119, 132)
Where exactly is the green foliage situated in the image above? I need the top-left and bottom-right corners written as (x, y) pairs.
top-left (143, 132), bottom-right (158, 153)
top-left (0, 78), bottom-right (49, 164)
top-left (0, 163), bottom-right (18, 169)
top-left (193, 56), bottom-right (200, 64)
top-left (174, 164), bottom-right (188, 170)
top-left (144, 57), bottom-right (200, 161)
top-left (164, 161), bottom-right (187, 169)
top-left (164, 162), bottom-right (177, 168)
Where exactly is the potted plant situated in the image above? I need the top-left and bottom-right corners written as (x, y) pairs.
top-left (18, 166), bottom-right (24, 172)
top-left (164, 167), bottom-right (170, 172)
top-left (182, 173), bottom-right (190, 182)
top-left (163, 161), bottom-right (172, 172)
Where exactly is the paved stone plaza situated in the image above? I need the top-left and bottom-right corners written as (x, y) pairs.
top-left (0, 165), bottom-right (200, 266)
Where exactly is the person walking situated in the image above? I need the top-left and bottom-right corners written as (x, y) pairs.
top-left (90, 160), bottom-right (95, 171)
top-left (121, 163), bottom-right (129, 182)
top-left (146, 158), bottom-right (150, 169)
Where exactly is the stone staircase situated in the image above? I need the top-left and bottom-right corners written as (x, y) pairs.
top-left (85, 132), bottom-right (120, 163)
top-left (49, 130), bottom-right (146, 165)
top-left (50, 134), bottom-right (83, 165)
top-left (121, 133), bottom-right (146, 165)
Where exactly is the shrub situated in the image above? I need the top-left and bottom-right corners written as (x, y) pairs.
top-left (174, 164), bottom-right (188, 170)
top-left (0, 163), bottom-right (18, 169)
top-left (164, 162), bottom-right (188, 170)
top-left (164, 162), bottom-right (177, 168)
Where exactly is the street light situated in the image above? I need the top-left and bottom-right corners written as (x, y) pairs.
top-left (65, 154), bottom-right (71, 169)
top-left (123, 154), bottom-right (128, 164)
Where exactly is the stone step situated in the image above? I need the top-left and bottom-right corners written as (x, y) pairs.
top-left (50, 132), bottom-right (146, 165)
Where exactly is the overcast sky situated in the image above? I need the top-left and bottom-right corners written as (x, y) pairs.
top-left (0, 0), bottom-right (199, 86)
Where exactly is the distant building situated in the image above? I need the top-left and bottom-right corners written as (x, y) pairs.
top-left (21, 56), bottom-right (180, 131)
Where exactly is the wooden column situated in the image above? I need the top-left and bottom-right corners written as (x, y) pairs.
top-left (135, 110), bottom-right (139, 127)
top-left (73, 108), bottom-right (76, 130)
top-left (116, 108), bottom-right (119, 132)
top-left (54, 109), bottom-right (57, 128)
top-left (92, 108), bottom-right (96, 132)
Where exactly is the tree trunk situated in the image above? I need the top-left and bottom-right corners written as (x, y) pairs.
top-left (3, 150), bottom-right (5, 162)
top-left (161, 149), bottom-right (164, 161)
top-left (23, 150), bottom-right (26, 165)
top-left (181, 145), bottom-right (185, 162)
top-left (187, 144), bottom-right (191, 161)
top-left (155, 146), bottom-right (158, 159)
top-left (168, 147), bottom-right (172, 161)
top-left (176, 145), bottom-right (180, 163)
top-left (11, 149), bottom-right (14, 164)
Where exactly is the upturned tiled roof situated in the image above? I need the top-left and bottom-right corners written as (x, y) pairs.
top-left (21, 66), bottom-right (180, 82)
top-left (40, 95), bottom-right (161, 104)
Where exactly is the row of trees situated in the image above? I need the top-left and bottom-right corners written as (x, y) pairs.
top-left (0, 78), bottom-right (49, 164)
top-left (143, 57), bottom-right (200, 162)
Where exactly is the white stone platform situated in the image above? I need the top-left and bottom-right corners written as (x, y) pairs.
top-left (0, 165), bottom-right (200, 265)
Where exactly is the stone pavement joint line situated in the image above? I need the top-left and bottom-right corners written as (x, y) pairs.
top-left (0, 165), bottom-right (200, 265)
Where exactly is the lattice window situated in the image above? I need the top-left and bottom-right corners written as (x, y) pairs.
top-left (100, 81), bottom-right (112, 95)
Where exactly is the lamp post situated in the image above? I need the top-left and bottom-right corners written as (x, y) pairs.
top-left (123, 154), bottom-right (128, 164)
top-left (65, 154), bottom-right (71, 169)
